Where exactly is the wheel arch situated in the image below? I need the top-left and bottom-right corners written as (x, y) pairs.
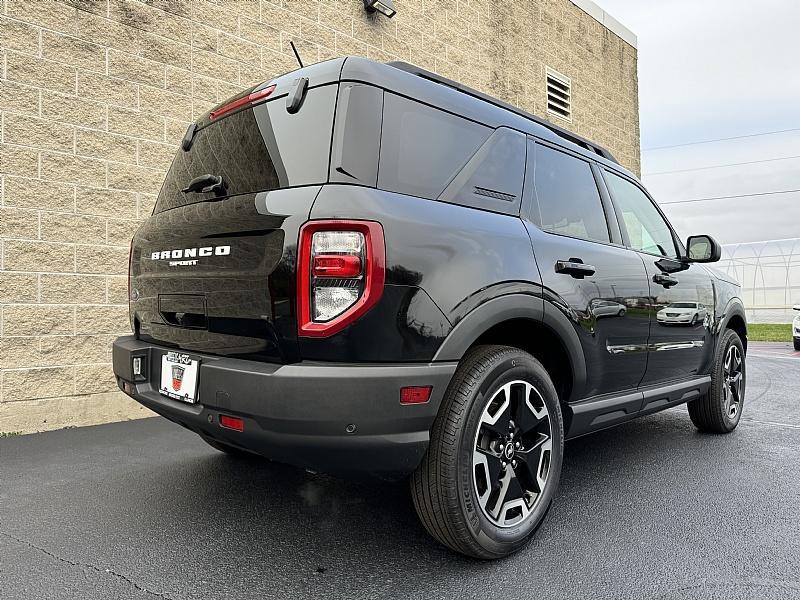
top-left (720, 298), bottom-right (747, 353)
top-left (433, 295), bottom-right (587, 406)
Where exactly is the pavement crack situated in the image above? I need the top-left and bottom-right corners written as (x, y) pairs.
top-left (0, 530), bottom-right (175, 600)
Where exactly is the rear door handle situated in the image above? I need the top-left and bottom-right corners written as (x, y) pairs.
top-left (653, 273), bottom-right (679, 288)
top-left (555, 259), bottom-right (596, 279)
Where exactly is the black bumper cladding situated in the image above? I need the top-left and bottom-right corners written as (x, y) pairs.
top-left (112, 336), bottom-right (457, 479)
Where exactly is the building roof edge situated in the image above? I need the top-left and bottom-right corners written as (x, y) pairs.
top-left (568, 0), bottom-right (638, 48)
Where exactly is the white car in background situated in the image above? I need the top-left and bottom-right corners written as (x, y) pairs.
top-left (656, 302), bottom-right (707, 326)
top-left (793, 305), bottom-right (800, 351)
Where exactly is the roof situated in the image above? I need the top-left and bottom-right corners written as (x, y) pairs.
top-left (568, 0), bottom-right (637, 48)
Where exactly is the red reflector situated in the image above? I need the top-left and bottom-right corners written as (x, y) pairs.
top-left (210, 85), bottom-right (276, 120)
top-left (312, 254), bottom-right (363, 278)
top-left (219, 414), bottom-right (244, 432)
top-left (400, 386), bottom-right (433, 405)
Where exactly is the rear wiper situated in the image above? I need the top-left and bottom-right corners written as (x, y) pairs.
top-left (181, 174), bottom-right (227, 197)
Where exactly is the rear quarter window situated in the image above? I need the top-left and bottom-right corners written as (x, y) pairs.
top-left (378, 93), bottom-right (491, 200)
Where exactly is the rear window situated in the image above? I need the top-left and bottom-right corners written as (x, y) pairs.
top-left (154, 84), bottom-right (337, 214)
top-left (378, 93), bottom-right (491, 200)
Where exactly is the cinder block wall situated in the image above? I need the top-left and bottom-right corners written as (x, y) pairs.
top-left (0, 0), bottom-right (639, 433)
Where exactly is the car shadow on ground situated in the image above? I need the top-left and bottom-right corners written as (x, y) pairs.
top-left (83, 408), bottom-right (745, 594)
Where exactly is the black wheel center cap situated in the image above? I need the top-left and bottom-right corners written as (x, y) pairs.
top-left (504, 442), bottom-right (515, 460)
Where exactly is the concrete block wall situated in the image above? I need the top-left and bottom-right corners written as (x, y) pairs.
top-left (0, 0), bottom-right (638, 433)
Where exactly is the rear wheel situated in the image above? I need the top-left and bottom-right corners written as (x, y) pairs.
top-left (411, 345), bottom-right (563, 559)
top-left (687, 329), bottom-right (745, 433)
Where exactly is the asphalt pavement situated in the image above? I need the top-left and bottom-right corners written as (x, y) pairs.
top-left (1, 342), bottom-right (799, 599)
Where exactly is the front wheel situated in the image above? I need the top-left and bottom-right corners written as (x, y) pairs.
top-left (794, 338), bottom-right (800, 352)
top-left (410, 345), bottom-right (564, 559)
top-left (687, 329), bottom-right (746, 433)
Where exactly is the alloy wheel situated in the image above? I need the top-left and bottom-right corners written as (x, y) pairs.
top-left (472, 381), bottom-right (553, 528)
top-left (723, 345), bottom-right (744, 418)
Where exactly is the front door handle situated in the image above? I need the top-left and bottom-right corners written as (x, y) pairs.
top-left (555, 259), bottom-right (596, 279)
top-left (653, 273), bottom-right (679, 288)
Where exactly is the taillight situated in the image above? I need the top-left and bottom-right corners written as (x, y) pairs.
top-left (210, 84), bottom-right (276, 120)
top-left (127, 238), bottom-right (133, 305)
top-left (297, 220), bottom-right (385, 337)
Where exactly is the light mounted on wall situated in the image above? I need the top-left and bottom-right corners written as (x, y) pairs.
top-left (364, 0), bottom-right (396, 18)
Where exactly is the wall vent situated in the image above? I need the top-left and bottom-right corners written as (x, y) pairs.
top-left (546, 68), bottom-right (572, 121)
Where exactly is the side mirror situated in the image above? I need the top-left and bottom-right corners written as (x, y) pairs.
top-left (686, 235), bottom-right (721, 263)
top-left (793, 305), bottom-right (800, 311)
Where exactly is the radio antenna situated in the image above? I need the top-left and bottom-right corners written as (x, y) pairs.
top-left (290, 41), bottom-right (304, 69)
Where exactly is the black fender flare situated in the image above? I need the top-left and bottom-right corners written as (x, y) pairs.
top-left (432, 294), bottom-right (587, 400)
top-left (718, 297), bottom-right (747, 348)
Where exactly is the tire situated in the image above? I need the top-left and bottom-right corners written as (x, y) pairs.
top-left (200, 435), bottom-right (255, 458)
top-left (687, 329), bottom-right (746, 433)
top-left (794, 338), bottom-right (800, 352)
top-left (410, 345), bottom-right (564, 559)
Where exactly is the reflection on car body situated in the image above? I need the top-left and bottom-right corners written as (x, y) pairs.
top-left (589, 299), bottom-right (627, 319)
top-left (656, 301), bottom-right (707, 326)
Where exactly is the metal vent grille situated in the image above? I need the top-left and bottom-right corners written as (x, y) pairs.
top-left (546, 68), bottom-right (571, 121)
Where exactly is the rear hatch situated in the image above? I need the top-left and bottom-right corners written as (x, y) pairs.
top-left (129, 59), bottom-right (344, 363)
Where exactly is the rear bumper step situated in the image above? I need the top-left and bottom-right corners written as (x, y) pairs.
top-left (113, 336), bottom-right (456, 479)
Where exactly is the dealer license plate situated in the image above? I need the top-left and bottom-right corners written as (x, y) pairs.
top-left (159, 352), bottom-right (199, 403)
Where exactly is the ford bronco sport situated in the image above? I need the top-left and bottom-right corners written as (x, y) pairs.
top-left (113, 57), bottom-right (748, 559)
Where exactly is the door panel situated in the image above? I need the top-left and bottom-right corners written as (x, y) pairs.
top-left (600, 168), bottom-right (716, 385)
top-left (527, 227), bottom-right (652, 398)
top-left (641, 257), bottom-right (715, 384)
top-left (523, 142), bottom-right (651, 400)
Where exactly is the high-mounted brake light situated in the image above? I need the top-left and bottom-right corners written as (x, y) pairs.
top-left (210, 84), bottom-right (276, 120)
top-left (298, 221), bottom-right (385, 337)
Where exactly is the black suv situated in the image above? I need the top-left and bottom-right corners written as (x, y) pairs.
top-left (113, 57), bottom-right (747, 559)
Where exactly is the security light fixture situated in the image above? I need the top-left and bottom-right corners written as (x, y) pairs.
top-left (364, 0), bottom-right (396, 18)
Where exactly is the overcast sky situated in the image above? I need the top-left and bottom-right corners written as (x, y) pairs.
top-left (594, 0), bottom-right (800, 245)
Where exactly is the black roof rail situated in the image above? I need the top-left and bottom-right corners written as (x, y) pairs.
top-left (386, 61), bottom-right (619, 165)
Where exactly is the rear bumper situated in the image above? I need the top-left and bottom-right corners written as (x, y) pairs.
top-left (112, 336), bottom-right (456, 479)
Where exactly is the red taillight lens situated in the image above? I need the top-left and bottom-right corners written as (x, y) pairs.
top-left (127, 238), bottom-right (133, 305)
top-left (210, 84), bottom-right (276, 120)
top-left (219, 414), bottom-right (244, 432)
top-left (312, 254), bottom-right (363, 278)
top-left (400, 386), bottom-right (433, 405)
top-left (297, 220), bottom-right (385, 338)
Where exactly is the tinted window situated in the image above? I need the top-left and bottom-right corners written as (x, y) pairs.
top-left (604, 171), bottom-right (678, 258)
top-left (379, 93), bottom-right (491, 199)
top-left (533, 144), bottom-right (609, 243)
top-left (154, 85), bottom-right (337, 214)
top-left (438, 127), bottom-right (526, 215)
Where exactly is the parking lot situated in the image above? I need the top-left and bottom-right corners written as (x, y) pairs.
top-left (1, 342), bottom-right (798, 600)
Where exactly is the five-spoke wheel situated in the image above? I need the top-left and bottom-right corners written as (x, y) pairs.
top-left (473, 381), bottom-right (552, 528)
top-left (411, 345), bottom-right (563, 559)
top-left (722, 344), bottom-right (744, 419)
top-left (688, 328), bottom-right (746, 433)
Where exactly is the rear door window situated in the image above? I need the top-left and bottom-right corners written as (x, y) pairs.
top-left (154, 84), bottom-right (337, 214)
top-left (532, 143), bottom-right (610, 243)
top-left (378, 93), bottom-right (491, 199)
